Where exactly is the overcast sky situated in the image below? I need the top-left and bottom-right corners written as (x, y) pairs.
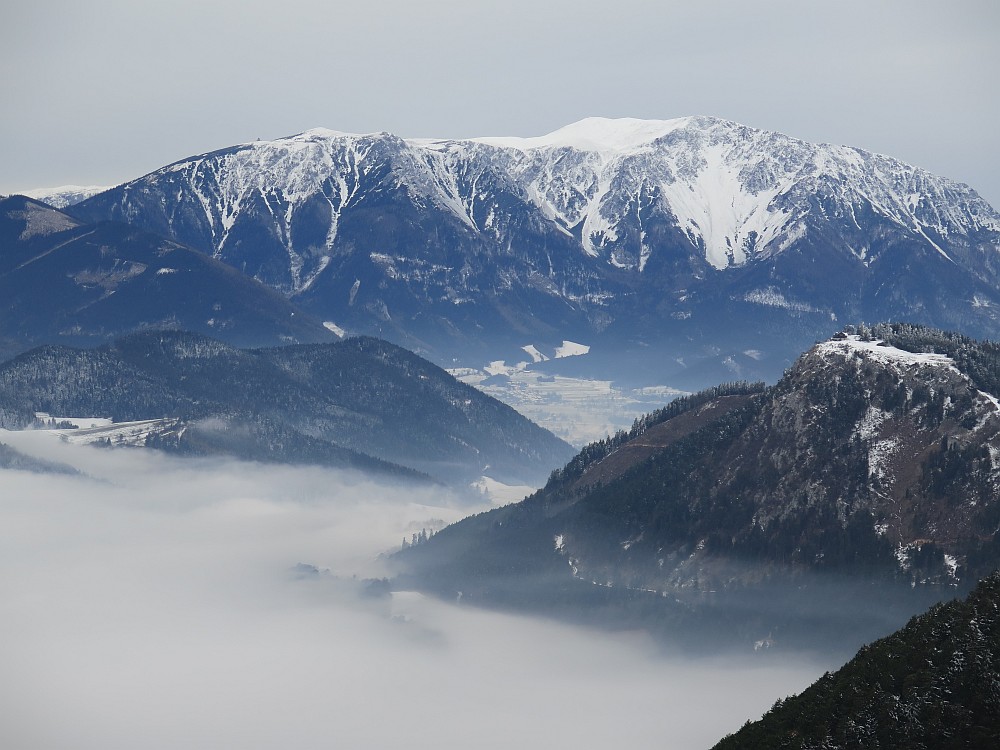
top-left (3, 0), bottom-right (998, 206)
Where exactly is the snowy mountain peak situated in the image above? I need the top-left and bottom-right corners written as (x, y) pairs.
top-left (470, 116), bottom-right (694, 154)
top-left (815, 335), bottom-right (959, 374)
top-left (72, 118), bottom-right (1000, 352)
top-left (275, 127), bottom-right (360, 144)
top-left (266, 126), bottom-right (403, 145)
top-left (138, 119), bottom-right (1000, 274)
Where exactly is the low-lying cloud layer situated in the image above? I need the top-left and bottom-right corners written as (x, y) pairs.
top-left (1, 431), bottom-right (825, 749)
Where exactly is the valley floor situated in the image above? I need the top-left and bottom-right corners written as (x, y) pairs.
top-left (450, 365), bottom-right (687, 446)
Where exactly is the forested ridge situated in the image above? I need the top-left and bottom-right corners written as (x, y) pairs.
top-left (0, 330), bottom-right (573, 484)
top-left (398, 326), bottom-right (1000, 653)
top-left (713, 573), bottom-right (1000, 749)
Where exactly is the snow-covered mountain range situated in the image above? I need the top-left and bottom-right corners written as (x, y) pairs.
top-left (21, 185), bottom-right (113, 209)
top-left (70, 117), bottom-right (1000, 383)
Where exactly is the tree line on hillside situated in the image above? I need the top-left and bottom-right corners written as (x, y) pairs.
top-left (547, 380), bottom-right (766, 488)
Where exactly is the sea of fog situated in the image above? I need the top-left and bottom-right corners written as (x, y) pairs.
top-left (0, 430), bottom-right (827, 749)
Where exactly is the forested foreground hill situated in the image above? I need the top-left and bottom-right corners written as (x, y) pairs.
top-left (395, 324), bottom-right (1000, 653)
top-left (712, 573), bottom-right (1000, 749)
top-left (0, 331), bottom-right (573, 485)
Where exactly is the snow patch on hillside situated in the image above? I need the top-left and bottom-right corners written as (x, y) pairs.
top-left (743, 287), bottom-right (818, 312)
top-left (484, 360), bottom-right (520, 377)
top-left (855, 406), bottom-right (890, 441)
top-left (323, 321), bottom-right (346, 337)
top-left (13, 201), bottom-right (80, 239)
top-left (34, 413), bottom-right (112, 430)
top-left (555, 340), bottom-right (590, 358)
top-left (659, 141), bottom-right (792, 269)
top-left (47, 418), bottom-right (181, 447)
top-left (521, 345), bottom-right (549, 363)
top-left (471, 476), bottom-right (535, 506)
top-left (817, 336), bottom-right (957, 372)
top-left (868, 438), bottom-right (899, 481)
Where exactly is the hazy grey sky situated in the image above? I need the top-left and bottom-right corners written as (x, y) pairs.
top-left (3, 0), bottom-right (998, 206)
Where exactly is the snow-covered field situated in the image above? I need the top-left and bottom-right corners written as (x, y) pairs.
top-left (451, 363), bottom-right (686, 446)
top-left (46, 417), bottom-right (180, 446)
top-left (470, 475), bottom-right (535, 505)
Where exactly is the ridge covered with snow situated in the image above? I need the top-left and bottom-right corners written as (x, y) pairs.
top-left (465, 116), bottom-right (692, 155)
top-left (815, 335), bottom-right (960, 372)
top-left (91, 116), bottom-right (1000, 285)
top-left (20, 185), bottom-right (113, 209)
top-left (70, 117), bottom-right (1000, 368)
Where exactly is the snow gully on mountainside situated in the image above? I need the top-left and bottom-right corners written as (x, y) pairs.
top-left (80, 116), bottom-right (1000, 285)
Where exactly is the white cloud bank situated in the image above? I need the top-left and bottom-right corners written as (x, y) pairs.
top-left (0, 431), bottom-right (824, 749)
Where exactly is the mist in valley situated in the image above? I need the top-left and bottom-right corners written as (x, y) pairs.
top-left (0, 432), bottom-right (826, 749)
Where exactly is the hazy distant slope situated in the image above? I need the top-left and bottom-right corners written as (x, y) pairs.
top-left (0, 442), bottom-right (78, 475)
top-left (0, 331), bottom-right (574, 485)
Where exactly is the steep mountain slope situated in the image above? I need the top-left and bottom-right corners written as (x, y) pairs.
top-left (0, 331), bottom-right (573, 485)
top-left (71, 118), bottom-right (1000, 377)
top-left (0, 196), bottom-right (335, 359)
top-left (395, 325), bottom-right (1000, 652)
top-left (713, 573), bottom-right (1000, 749)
